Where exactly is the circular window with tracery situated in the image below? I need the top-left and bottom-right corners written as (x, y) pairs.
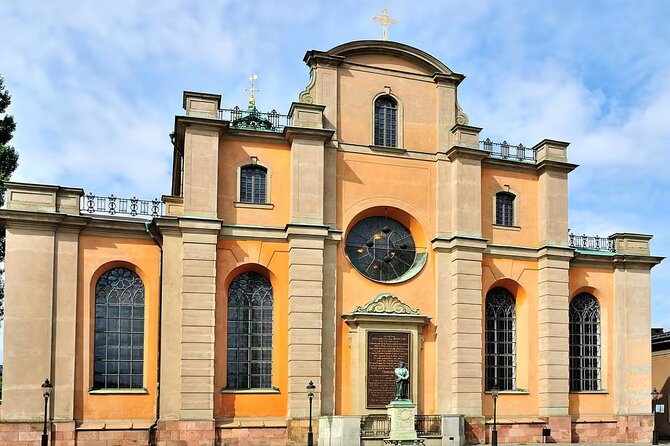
top-left (345, 216), bottom-right (425, 283)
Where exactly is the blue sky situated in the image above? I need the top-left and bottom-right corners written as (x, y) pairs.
top-left (1, 1), bottom-right (669, 361)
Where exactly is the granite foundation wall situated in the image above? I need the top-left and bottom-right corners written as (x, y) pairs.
top-left (465, 414), bottom-right (654, 444)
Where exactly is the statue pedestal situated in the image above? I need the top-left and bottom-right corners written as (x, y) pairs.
top-left (383, 399), bottom-right (425, 445)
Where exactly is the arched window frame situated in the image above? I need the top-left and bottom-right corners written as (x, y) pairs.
top-left (569, 292), bottom-right (601, 392)
top-left (495, 191), bottom-right (516, 227)
top-left (485, 287), bottom-right (516, 391)
top-left (236, 162), bottom-right (270, 205)
top-left (92, 266), bottom-right (145, 391)
top-left (225, 271), bottom-right (274, 390)
top-left (371, 92), bottom-right (403, 148)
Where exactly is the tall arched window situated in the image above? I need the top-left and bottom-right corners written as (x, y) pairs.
top-left (485, 287), bottom-right (516, 390)
top-left (240, 165), bottom-right (267, 204)
top-left (569, 293), bottom-right (601, 391)
top-left (93, 267), bottom-right (145, 389)
top-left (226, 271), bottom-right (274, 389)
top-left (374, 96), bottom-right (398, 147)
top-left (495, 192), bottom-right (515, 226)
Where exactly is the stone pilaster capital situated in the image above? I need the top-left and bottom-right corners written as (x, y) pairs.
top-left (283, 126), bottom-right (334, 145)
top-left (537, 245), bottom-right (575, 261)
top-left (178, 217), bottom-right (223, 234)
top-left (431, 235), bottom-right (487, 253)
top-left (285, 223), bottom-right (329, 240)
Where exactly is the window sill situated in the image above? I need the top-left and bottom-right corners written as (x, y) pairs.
top-left (569, 389), bottom-right (609, 394)
top-left (484, 389), bottom-right (530, 395)
top-left (221, 387), bottom-right (281, 394)
top-left (369, 144), bottom-right (406, 154)
top-left (88, 388), bottom-right (149, 395)
top-left (234, 202), bottom-right (274, 210)
top-left (493, 224), bottom-right (521, 231)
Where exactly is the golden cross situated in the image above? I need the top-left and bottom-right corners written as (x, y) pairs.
top-left (373, 9), bottom-right (397, 41)
top-left (246, 74), bottom-right (259, 106)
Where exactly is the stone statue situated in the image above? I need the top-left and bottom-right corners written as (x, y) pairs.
top-left (394, 361), bottom-right (410, 400)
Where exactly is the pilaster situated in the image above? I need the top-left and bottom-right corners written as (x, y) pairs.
top-left (446, 126), bottom-right (486, 238)
top-left (537, 247), bottom-right (573, 416)
top-left (534, 139), bottom-right (576, 247)
top-left (433, 236), bottom-right (487, 416)
top-left (1, 183), bottom-right (83, 422)
top-left (178, 218), bottom-right (221, 420)
top-left (286, 224), bottom-right (327, 418)
top-left (321, 239), bottom-right (338, 416)
top-left (611, 233), bottom-right (663, 415)
top-left (155, 219), bottom-right (184, 419)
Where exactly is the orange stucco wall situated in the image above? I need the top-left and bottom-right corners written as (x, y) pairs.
top-left (337, 63), bottom-right (438, 152)
top-left (482, 257), bottom-right (539, 417)
top-left (568, 266), bottom-right (615, 416)
top-left (217, 138), bottom-right (291, 227)
top-left (481, 166), bottom-right (539, 247)
top-left (335, 151), bottom-right (437, 415)
top-left (74, 235), bottom-right (160, 421)
top-left (215, 240), bottom-right (289, 418)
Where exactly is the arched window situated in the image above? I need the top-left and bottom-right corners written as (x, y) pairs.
top-left (485, 287), bottom-right (516, 391)
top-left (240, 165), bottom-right (267, 204)
top-left (569, 293), bottom-right (601, 391)
top-left (93, 267), bottom-right (145, 389)
top-left (226, 271), bottom-right (274, 389)
top-left (374, 96), bottom-right (398, 147)
top-left (495, 192), bottom-right (515, 226)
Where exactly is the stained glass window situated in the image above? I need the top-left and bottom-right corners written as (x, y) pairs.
top-left (226, 271), bottom-right (274, 389)
top-left (240, 165), bottom-right (267, 204)
top-left (93, 267), bottom-right (145, 390)
top-left (345, 216), bottom-right (416, 283)
top-left (495, 192), bottom-right (515, 226)
top-left (569, 293), bottom-right (601, 391)
top-left (374, 96), bottom-right (398, 147)
top-left (485, 287), bottom-right (516, 391)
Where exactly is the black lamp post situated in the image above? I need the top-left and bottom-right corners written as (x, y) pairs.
top-left (41, 378), bottom-right (52, 446)
top-left (491, 384), bottom-right (500, 446)
top-left (652, 387), bottom-right (659, 445)
top-left (307, 380), bottom-right (316, 446)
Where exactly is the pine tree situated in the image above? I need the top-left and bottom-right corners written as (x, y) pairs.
top-left (0, 76), bottom-right (20, 323)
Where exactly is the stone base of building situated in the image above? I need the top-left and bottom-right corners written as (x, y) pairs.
top-left (465, 414), bottom-right (654, 444)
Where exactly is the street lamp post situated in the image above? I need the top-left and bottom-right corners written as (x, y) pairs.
top-left (491, 384), bottom-right (500, 446)
top-left (307, 380), bottom-right (316, 446)
top-left (652, 387), bottom-right (660, 445)
top-left (41, 379), bottom-right (52, 446)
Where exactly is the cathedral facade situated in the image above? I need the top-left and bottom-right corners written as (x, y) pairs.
top-left (0, 40), bottom-right (663, 445)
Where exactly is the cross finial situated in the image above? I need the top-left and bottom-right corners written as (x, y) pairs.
top-left (373, 8), bottom-right (397, 41)
top-left (246, 74), bottom-right (259, 107)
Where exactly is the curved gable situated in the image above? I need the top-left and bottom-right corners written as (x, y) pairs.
top-left (327, 40), bottom-right (461, 78)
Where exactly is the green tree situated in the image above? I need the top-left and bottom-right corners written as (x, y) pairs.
top-left (0, 76), bottom-right (20, 324)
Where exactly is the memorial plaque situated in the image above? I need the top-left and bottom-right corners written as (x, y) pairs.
top-left (366, 331), bottom-right (411, 408)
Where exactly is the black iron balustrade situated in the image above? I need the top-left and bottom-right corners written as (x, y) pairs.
top-left (568, 231), bottom-right (615, 252)
top-left (360, 414), bottom-right (391, 438)
top-left (480, 139), bottom-right (536, 163)
top-left (415, 415), bottom-right (442, 437)
top-left (82, 193), bottom-right (163, 218)
top-left (219, 106), bottom-right (288, 132)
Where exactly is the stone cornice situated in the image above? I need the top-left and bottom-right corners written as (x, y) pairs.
top-left (445, 145), bottom-right (489, 162)
top-left (283, 126), bottom-right (334, 144)
top-left (431, 235), bottom-right (488, 253)
top-left (612, 254), bottom-right (665, 269)
top-left (285, 223), bottom-right (330, 239)
top-left (342, 294), bottom-right (431, 327)
top-left (536, 159), bottom-right (579, 174)
top-left (353, 293), bottom-right (421, 315)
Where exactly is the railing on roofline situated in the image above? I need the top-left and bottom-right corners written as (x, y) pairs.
top-left (219, 106), bottom-right (289, 133)
top-left (360, 414), bottom-right (391, 439)
top-left (415, 415), bottom-right (442, 437)
top-left (480, 138), bottom-right (536, 163)
top-left (568, 231), bottom-right (615, 252)
top-left (81, 193), bottom-right (164, 218)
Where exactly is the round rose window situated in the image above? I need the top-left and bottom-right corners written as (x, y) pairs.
top-left (345, 216), bottom-right (422, 283)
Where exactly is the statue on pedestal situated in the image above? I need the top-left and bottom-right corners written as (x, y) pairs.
top-left (394, 361), bottom-right (410, 400)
